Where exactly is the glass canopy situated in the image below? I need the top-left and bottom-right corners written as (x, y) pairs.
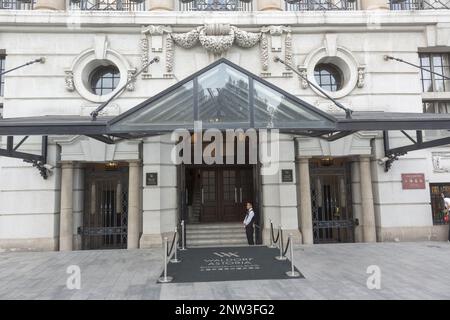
top-left (109, 59), bottom-right (337, 133)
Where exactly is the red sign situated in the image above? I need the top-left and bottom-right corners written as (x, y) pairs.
top-left (401, 173), bottom-right (425, 189)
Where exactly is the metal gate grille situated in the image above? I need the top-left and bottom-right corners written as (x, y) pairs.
top-left (310, 163), bottom-right (354, 244)
top-left (79, 165), bottom-right (129, 250)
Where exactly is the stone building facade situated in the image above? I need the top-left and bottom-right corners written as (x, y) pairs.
top-left (0, 0), bottom-right (450, 251)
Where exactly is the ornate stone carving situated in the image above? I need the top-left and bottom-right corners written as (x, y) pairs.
top-left (260, 32), bottom-right (269, 71)
top-left (204, 23), bottom-right (231, 36)
top-left (261, 25), bottom-right (291, 52)
top-left (166, 35), bottom-right (174, 74)
top-left (284, 31), bottom-right (293, 70)
top-left (297, 67), bottom-right (308, 89)
top-left (171, 27), bottom-right (201, 49)
top-left (142, 25), bottom-right (172, 53)
top-left (65, 70), bottom-right (74, 92)
top-left (142, 25), bottom-right (172, 36)
top-left (126, 69), bottom-right (136, 91)
top-left (141, 24), bottom-right (290, 77)
top-left (357, 66), bottom-right (365, 88)
top-left (198, 27), bottom-right (235, 55)
top-left (432, 152), bottom-right (450, 173)
top-left (265, 25), bottom-right (290, 36)
top-left (233, 27), bottom-right (261, 48)
top-left (170, 25), bottom-right (261, 54)
top-left (140, 36), bottom-right (149, 73)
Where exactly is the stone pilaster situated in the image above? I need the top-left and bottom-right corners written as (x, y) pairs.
top-left (297, 157), bottom-right (313, 245)
top-left (127, 161), bottom-right (142, 249)
top-left (34, 0), bottom-right (66, 10)
top-left (360, 0), bottom-right (389, 10)
top-left (148, 0), bottom-right (174, 10)
top-left (360, 156), bottom-right (377, 242)
top-left (59, 162), bottom-right (74, 251)
top-left (257, 0), bottom-right (283, 11)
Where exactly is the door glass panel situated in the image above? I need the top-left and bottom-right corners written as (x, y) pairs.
top-left (202, 170), bottom-right (216, 202)
top-left (223, 169), bottom-right (236, 202)
top-left (310, 163), bottom-right (354, 244)
top-left (83, 166), bottom-right (128, 250)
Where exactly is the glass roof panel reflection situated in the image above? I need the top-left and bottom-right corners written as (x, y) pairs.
top-left (109, 60), bottom-right (336, 133)
top-left (198, 63), bottom-right (250, 125)
top-left (253, 80), bottom-right (333, 129)
top-left (112, 81), bottom-right (194, 131)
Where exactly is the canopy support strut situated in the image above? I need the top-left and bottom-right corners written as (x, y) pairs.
top-left (0, 135), bottom-right (49, 179)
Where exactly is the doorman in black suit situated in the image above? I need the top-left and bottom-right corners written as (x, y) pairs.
top-left (243, 201), bottom-right (256, 245)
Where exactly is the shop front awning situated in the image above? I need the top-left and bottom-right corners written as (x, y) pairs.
top-left (1, 58), bottom-right (450, 176)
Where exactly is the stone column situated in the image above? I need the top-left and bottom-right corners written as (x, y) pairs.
top-left (148, 0), bottom-right (174, 10)
top-left (297, 157), bottom-right (313, 244)
top-left (257, 0), bottom-right (283, 10)
top-left (360, 0), bottom-right (389, 10)
top-left (60, 162), bottom-right (74, 251)
top-left (127, 161), bottom-right (141, 249)
top-left (360, 156), bottom-right (377, 242)
top-left (72, 163), bottom-right (84, 251)
top-left (34, 0), bottom-right (65, 10)
top-left (351, 160), bottom-right (363, 243)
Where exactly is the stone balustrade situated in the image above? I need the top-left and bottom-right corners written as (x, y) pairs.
top-left (24, 0), bottom-right (433, 11)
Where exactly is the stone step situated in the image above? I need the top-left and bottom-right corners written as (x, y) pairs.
top-left (186, 223), bottom-right (243, 231)
top-left (186, 228), bottom-right (245, 236)
top-left (188, 238), bottom-right (248, 247)
top-left (187, 232), bottom-right (247, 240)
top-left (188, 243), bottom-right (251, 248)
top-left (185, 222), bottom-right (248, 247)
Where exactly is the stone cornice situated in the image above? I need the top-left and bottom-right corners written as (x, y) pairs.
top-left (0, 11), bottom-right (450, 30)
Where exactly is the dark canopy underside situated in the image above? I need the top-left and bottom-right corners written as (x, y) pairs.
top-left (1, 111), bottom-right (450, 138)
top-left (1, 59), bottom-right (450, 140)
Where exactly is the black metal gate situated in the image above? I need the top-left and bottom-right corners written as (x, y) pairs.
top-left (310, 160), bottom-right (354, 244)
top-left (79, 164), bottom-right (129, 250)
top-left (429, 183), bottom-right (450, 225)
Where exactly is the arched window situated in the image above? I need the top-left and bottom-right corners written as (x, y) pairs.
top-left (90, 65), bottom-right (120, 96)
top-left (314, 63), bottom-right (343, 92)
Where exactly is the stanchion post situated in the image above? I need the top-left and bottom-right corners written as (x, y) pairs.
top-left (158, 237), bottom-right (173, 283)
top-left (268, 219), bottom-right (276, 248)
top-left (275, 225), bottom-right (287, 261)
top-left (170, 229), bottom-right (181, 264)
top-left (180, 220), bottom-right (187, 251)
top-left (286, 233), bottom-right (300, 277)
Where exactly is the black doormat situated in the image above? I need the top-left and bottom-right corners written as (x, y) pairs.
top-left (158, 245), bottom-right (304, 283)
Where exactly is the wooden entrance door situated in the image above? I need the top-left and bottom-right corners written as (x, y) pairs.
top-left (199, 166), bottom-right (253, 223)
top-left (200, 168), bottom-right (218, 222)
top-left (221, 168), bottom-right (239, 222)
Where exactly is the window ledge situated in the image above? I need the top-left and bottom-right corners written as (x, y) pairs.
top-left (422, 92), bottom-right (450, 101)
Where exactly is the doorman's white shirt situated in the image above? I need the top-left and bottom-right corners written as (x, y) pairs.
top-left (444, 198), bottom-right (450, 211)
top-left (244, 209), bottom-right (254, 226)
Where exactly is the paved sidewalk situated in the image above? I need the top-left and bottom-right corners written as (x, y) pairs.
top-left (0, 242), bottom-right (449, 299)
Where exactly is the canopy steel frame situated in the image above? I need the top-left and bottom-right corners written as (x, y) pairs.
top-left (1, 59), bottom-right (450, 177)
top-left (0, 135), bottom-right (48, 179)
top-left (383, 130), bottom-right (450, 172)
